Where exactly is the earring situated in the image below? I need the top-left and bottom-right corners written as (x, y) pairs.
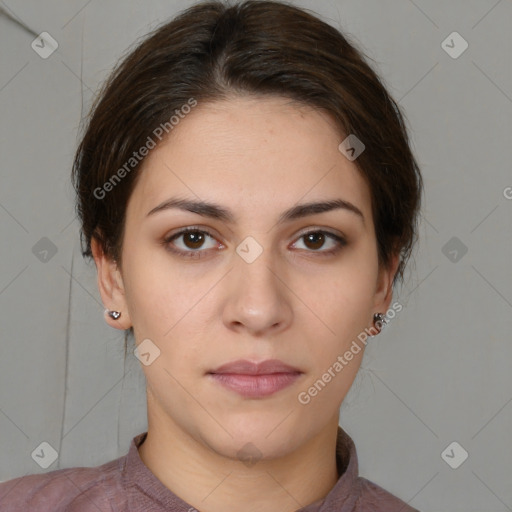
top-left (105, 309), bottom-right (121, 320)
top-left (372, 312), bottom-right (387, 334)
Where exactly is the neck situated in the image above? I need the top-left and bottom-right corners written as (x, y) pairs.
top-left (138, 404), bottom-right (341, 512)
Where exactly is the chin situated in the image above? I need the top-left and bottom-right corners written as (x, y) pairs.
top-left (199, 412), bottom-right (307, 462)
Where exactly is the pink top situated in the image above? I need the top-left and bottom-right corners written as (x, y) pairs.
top-left (0, 426), bottom-right (420, 511)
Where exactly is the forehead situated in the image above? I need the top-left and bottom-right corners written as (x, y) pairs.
top-left (127, 96), bottom-right (372, 226)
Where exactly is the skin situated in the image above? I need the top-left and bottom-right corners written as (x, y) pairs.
top-left (92, 95), bottom-right (400, 512)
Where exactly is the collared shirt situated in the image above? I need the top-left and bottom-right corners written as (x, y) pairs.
top-left (0, 426), bottom-right (420, 511)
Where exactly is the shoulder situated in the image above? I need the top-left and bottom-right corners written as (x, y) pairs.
top-left (0, 456), bottom-right (126, 512)
top-left (354, 476), bottom-right (420, 511)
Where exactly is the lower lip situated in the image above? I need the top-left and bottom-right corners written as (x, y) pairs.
top-left (208, 372), bottom-right (302, 398)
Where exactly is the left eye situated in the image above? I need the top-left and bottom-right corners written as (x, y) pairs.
top-left (163, 228), bottom-right (346, 258)
top-left (292, 230), bottom-right (346, 253)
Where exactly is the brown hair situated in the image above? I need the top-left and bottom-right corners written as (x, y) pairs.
top-left (72, 0), bottom-right (423, 348)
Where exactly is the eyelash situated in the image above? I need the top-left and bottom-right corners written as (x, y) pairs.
top-left (162, 226), bottom-right (347, 260)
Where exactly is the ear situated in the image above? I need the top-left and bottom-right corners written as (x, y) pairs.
top-left (372, 250), bottom-right (401, 317)
top-left (91, 236), bottom-right (132, 330)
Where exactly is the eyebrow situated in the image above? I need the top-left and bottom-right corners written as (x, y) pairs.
top-left (146, 196), bottom-right (365, 226)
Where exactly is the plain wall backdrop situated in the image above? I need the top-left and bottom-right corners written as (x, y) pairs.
top-left (0, 1), bottom-right (511, 511)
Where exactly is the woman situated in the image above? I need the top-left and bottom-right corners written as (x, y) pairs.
top-left (0, 1), bottom-right (423, 510)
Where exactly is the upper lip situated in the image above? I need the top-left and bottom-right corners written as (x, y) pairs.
top-left (208, 359), bottom-right (302, 375)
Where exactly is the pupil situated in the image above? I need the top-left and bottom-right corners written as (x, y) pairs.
top-left (186, 232), bottom-right (204, 249)
top-left (306, 232), bottom-right (324, 250)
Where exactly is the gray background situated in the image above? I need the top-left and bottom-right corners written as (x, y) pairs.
top-left (0, 0), bottom-right (511, 510)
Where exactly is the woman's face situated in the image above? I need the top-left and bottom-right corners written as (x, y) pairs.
top-left (95, 95), bottom-right (397, 460)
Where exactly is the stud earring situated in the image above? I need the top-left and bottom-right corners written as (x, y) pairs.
top-left (372, 312), bottom-right (387, 334)
top-left (105, 309), bottom-right (121, 320)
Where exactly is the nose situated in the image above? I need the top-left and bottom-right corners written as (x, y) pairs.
top-left (221, 242), bottom-right (293, 337)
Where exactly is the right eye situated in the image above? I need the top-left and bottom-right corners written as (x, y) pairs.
top-left (163, 227), bottom-right (223, 259)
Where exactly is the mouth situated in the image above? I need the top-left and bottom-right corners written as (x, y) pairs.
top-left (207, 359), bottom-right (303, 398)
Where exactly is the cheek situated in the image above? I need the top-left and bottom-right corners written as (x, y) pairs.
top-left (297, 251), bottom-right (377, 368)
top-left (307, 254), bottom-right (377, 327)
top-left (298, 278), bottom-right (371, 407)
top-left (121, 240), bottom-right (183, 328)
top-left (122, 254), bottom-right (216, 370)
